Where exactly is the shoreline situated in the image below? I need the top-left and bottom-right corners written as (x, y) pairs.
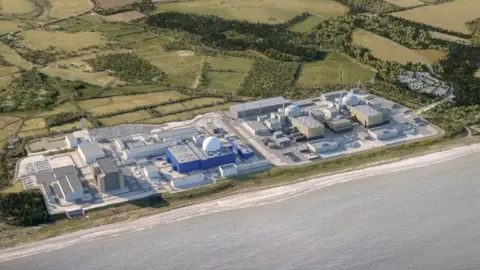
top-left (1, 141), bottom-right (480, 263)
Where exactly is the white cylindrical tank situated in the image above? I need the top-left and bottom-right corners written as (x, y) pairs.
top-left (202, 136), bottom-right (221, 152)
top-left (285, 105), bottom-right (302, 117)
top-left (342, 94), bottom-right (359, 106)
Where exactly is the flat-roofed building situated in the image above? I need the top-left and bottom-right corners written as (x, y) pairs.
top-left (230, 97), bottom-right (290, 119)
top-left (308, 140), bottom-right (339, 153)
top-left (144, 165), bottom-right (160, 179)
top-left (219, 163), bottom-right (238, 177)
top-left (349, 105), bottom-right (384, 128)
top-left (52, 166), bottom-right (84, 202)
top-left (321, 90), bottom-right (348, 101)
top-left (94, 157), bottom-right (124, 193)
top-left (322, 107), bottom-right (338, 120)
top-left (65, 134), bottom-right (78, 149)
top-left (369, 127), bottom-right (398, 140)
top-left (290, 116), bottom-right (324, 139)
top-left (325, 118), bottom-right (353, 132)
top-left (264, 118), bottom-right (281, 131)
top-left (78, 142), bottom-right (105, 164)
top-left (243, 121), bottom-right (271, 136)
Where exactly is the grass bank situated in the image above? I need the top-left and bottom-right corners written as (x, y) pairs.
top-left (1, 135), bottom-right (479, 248)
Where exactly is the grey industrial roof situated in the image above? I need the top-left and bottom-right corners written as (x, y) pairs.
top-left (352, 105), bottom-right (382, 116)
top-left (78, 142), bottom-right (104, 158)
top-left (231, 97), bottom-right (289, 112)
top-left (244, 121), bottom-right (269, 131)
top-left (89, 124), bottom-right (157, 141)
top-left (328, 118), bottom-right (351, 124)
top-left (153, 127), bottom-right (198, 141)
top-left (97, 157), bottom-right (119, 174)
top-left (36, 171), bottom-right (55, 185)
top-left (53, 166), bottom-right (82, 196)
top-left (309, 140), bottom-right (338, 148)
top-left (292, 99), bottom-right (315, 108)
top-left (322, 90), bottom-right (348, 100)
top-left (66, 134), bottom-right (76, 143)
top-left (292, 116), bottom-right (323, 128)
top-left (168, 144), bottom-right (199, 163)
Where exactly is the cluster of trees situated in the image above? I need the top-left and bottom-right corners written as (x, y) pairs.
top-left (434, 44), bottom-right (480, 105)
top-left (0, 69), bottom-right (59, 112)
top-left (89, 53), bottom-right (163, 83)
top-left (95, 0), bottom-right (155, 15)
top-left (332, 0), bottom-right (401, 14)
top-left (19, 49), bottom-right (57, 65)
top-left (425, 101), bottom-right (480, 137)
top-left (0, 55), bottom-right (12, 66)
top-left (45, 111), bottom-right (87, 127)
top-left (145, 12), bottom-right (325, 61)
top-left (466, 18), bottom-right (480, 46)
top-left (0, 191), bottom-right (49, 226)
top-left (237, 59), bottom-right (300, 97)
top-left (282, 12), bottom-right (311, 27)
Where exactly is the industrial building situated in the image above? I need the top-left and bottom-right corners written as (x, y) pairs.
top-left (321, 90), bottom-right (347, 101)
top-left (272, 131), bottom-right (290, 147)
top-left (143, 165), bottom-right (160, 179)
top-left (308, 140), bottom-right (339, 153)
top-left (243, 121), bottom-right (271, 136)
top-left (230, 139), bottom-right (255, 159)
top-left (219, 164), bottom-right (238, 177)
top-left (369, 127), bottom-right (399, 140)
top-left (264, 118), bottom-right (281, 131)
top-left (285, 104), bottom-right (302, 118)
top-left (325, 118), bottom-right (353, 133)
top-left (36, 166), bottom-right (85, 202)
top-left (165, 137), bottom-right (236, 173)
top-left (65, 134), bottom-right (78, 149)
top-left (93, 157), bottom-right (124, 193)
top-left (290, 116), bottom-right (324, 139)
top-left (349, 105), bottom-right (384, 128)
top-left (78, 142), bottom-right (105, 164)
top-left (230, 97), bottom-right (290, 119)
top-left (322, 107), bottom-right (338, 120)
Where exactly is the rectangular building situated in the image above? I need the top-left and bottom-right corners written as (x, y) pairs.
top-left (230, 97), bottom-right (290, 119)
top-left (230, 139), bottom-right (255, 159)
top-left (166, 143), bottom-right (236, 173)
top-left (53, 166), bottom-right (84, 202)
top-left (349, 105), bottom-right (384, 128)
top-left (308, 140), bottom-right (339, 153)
top-left (243, 121), bottom-right (271, 136)
top-left (78, 142), bottom-right (105, 164)
top-left (65, 134), bottom-right (78, 149)
top-left (94, 157), bottom-right (124, 193)
top-left (291, 116), bottom-right (324, 139)
top-left (325, 118), bottom-right (353, 132)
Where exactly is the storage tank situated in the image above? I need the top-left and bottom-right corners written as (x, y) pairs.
top-left (285, 105), bottom-right (302, 117)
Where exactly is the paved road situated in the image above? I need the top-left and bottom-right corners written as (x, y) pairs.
top-left (1, 147), bottom-right (480, 269)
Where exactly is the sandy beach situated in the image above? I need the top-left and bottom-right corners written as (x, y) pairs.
top-left (1, 142), bottom-right (480, 263)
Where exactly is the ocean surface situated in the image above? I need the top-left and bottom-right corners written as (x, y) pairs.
top-left (2, 152), bottom-right (480, 270)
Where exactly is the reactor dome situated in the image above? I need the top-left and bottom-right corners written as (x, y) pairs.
top-left (285, 104), bottom-right (302, 117)
top-left (342, 94), bottom-right (359, 106)
top-left (202, 136), bottom-right (221, 152)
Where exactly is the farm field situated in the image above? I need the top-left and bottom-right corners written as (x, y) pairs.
top-left (0, 179), bottom-right (24, 194)
top-left (182, 97), bottom-right (224, 109)
top-left (383, 0), bottom-right (424, 7)
top-left (103, 11), bottom-right (146, 22)
top-left (0, 20), bottom-right (27, 34)
top-left (133, 39), bottom-right (203, 86)
top-left (0, 66), bottom-right (18, 76)
top-left (49, 121), bottom-right (91, 132)
top-left (19, 118), bottom-right (46, 131)
top-left (415, 49), bottom-right (446, 64)
top-left (100, 110), bottom-right (153, 126)
top-left (86, 91), bottom-right (187, 115)
top-left (79, 84), bottom-right (169, 99)
top-left (156, 0), bottom-right (348, 24)
top-left (116, 32), bottom-right (157, 44)
top-left (19, 128), bottom-right (49, 138)
top-left (0, 120), bottom-right (22, 142)
top-left (429, 31), bottom-right (470, 45)
top-left (297, 52), bottom-right (375, 86)
top-left (53, 16), bottom-right (144, 37)
top-left (0, 44), bottom-right (33, 69)
top-left (352, 29), bottom-right (429, 65)
top-left (37, 103), bottom-right (80, 117)
top-left (50, 0), bottom-right (94, 19)
top-left (0, 0), bottom-right (37, 15)
top-left (153, 103), bottom-right (186, 114)
top-left (19, 30), bottom-right (107, 52)
top-left (95, 0), bottom-right (136, 8)
top-left (206, 56), bottom-right (254, 72)
top-left (289, 16), bottom-right (325, 32)
top-left (40, 67), bottom-right (124, 87)
top-left (143, 103), bottom-right (235, 124)
top-left (391, 0), bottom-right (480, 34)
top-left (205, 72), bottom-right (245, 92)
top-left (0, 115), bottom-right (21, 129)
top-left (0, 74), bottom-right (18, 90)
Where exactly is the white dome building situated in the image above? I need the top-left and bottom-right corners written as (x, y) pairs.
top-left (342, 94), bottom-right (359, 106)
top-left (202, 136), bottom-right (221, 152)
top-left (285, 104), bottom-right (302, 117)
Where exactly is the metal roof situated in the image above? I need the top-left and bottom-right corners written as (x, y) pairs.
top-left (53, 166), bottom-right (82, 196)
top-left (231, 97), bottom-right (289, 112)
top-left (244, 121), bottom-right (269, 131)
top-left (35, 171), bottom-right (55, 185)
top-left (352, 105), bottom-right (382, 116)
top-left (97, 157), bottom-right (118, 174)
top-left (168, 144), bottom-right (200, 163)
top-left (292, 116), bottom-right (323, 128)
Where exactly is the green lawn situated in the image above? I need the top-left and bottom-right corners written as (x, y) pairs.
top-left (297, 52), bottom-right (376, 86)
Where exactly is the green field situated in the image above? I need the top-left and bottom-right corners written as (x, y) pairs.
top-left (156, 0), bottom-right (348, 24)
top-left (79, 84), bottom-right (169, 99)
top-left (49, 121), bottom-right (92, 132)
top-left (116, 32), bottom-right (157, 44)
top-left (289, 16), bottom-right (325, 32)
top-left (100, 110), bottom-right (153, 126)
top-left (0, 120), bottom-right (23, 142)
top-left (54, 16), bottom-right (144, 36)
top-left (154, 102), bottom-right (186, 114)
top-left (37, 103), bottom-right (80, 117)
top-left (182, 97), bottom-right (224, 109)
top-left (297, 52), bottom-right (376, 86)
top-left (18, 128), bottom-right (49, 138)
top-left (205, 72), bottom-right (245, 92)
top-left (20, 118), bottom-right (46, 131)
top-left (206, 56), bottom-right (254, 72)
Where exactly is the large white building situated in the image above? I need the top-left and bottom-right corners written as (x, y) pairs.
top-left (78, 142), bottom-right (105, 164)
